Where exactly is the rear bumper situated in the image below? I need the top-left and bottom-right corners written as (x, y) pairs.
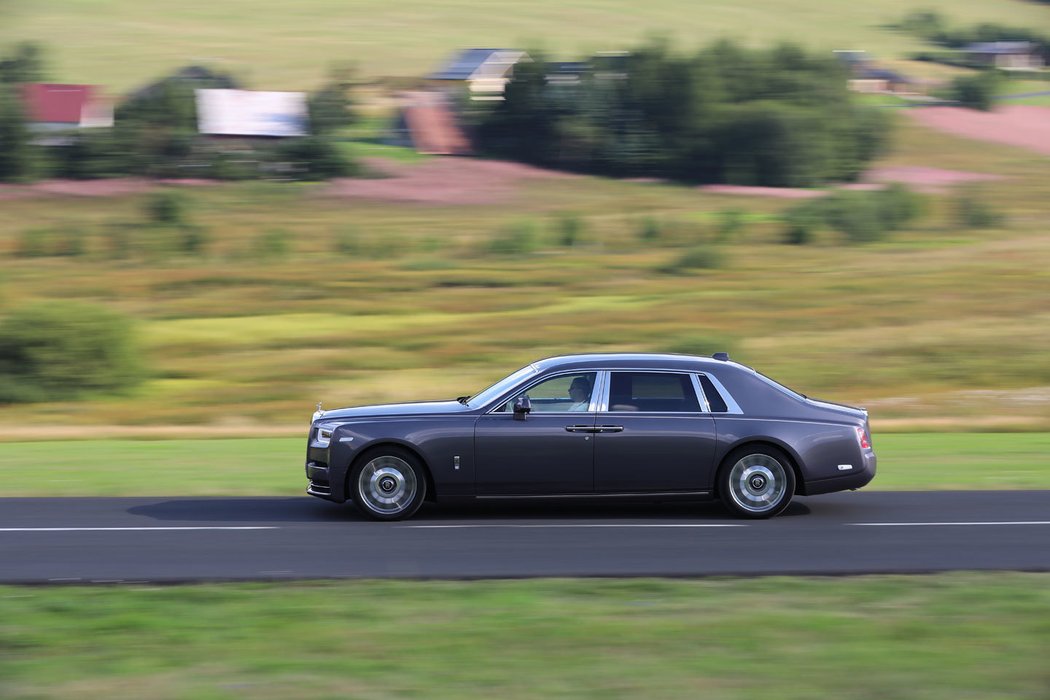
top-left (801, 449), bottom-right (876, 496)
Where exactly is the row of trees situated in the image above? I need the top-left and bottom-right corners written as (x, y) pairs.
top-left (472, 39), bottom-right (892, 187)
top-left (899, 10), bottom-right (1050, 63)
top-left (0, 43), bottom-right (357, 183)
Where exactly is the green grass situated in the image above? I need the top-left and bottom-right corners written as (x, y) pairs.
top-left (0, 114), bottom-right (1047, 429)
top-left (0, 434), bottom-right (1047, 496)
top-left (1, 574), bottom-right (1049, 698)
top-left (2, 0), bottom-right (1048, 92)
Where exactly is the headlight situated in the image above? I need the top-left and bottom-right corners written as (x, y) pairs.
top-left (311, 422), bottom-right (340, 448)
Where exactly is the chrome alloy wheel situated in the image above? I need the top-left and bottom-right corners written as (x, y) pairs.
top-left (357, 456), bottom-right (418, 516)
top-left (727, 453), bottom-right (789, 515)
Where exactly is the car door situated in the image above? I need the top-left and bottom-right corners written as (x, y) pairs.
top-left (473, 371), bottom-right (598, 495)
top-left (594, 371), bottom-right (717, 493)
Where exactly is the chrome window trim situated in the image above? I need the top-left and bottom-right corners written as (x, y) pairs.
top-left (484, 366), bottom-right (742, 416)
top-left (689, 373), bottom-right (713, 413)
top-left (697, 372), bottom-right (744, 415)
top-left (484, 369), bottom-right (602, 415)
top-left (600, 369), bottom-right (708, 415)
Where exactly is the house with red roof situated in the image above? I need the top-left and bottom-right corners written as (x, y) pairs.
top-left (21, 83), bottom-right (113, 128)
top-left (20, 83), bottom-right (113, 143)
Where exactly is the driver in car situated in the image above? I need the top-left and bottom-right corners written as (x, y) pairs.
top-left (567, 376), bottom-right (592, 411)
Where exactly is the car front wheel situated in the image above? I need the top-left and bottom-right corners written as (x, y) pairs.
top-left (350, 448), bottom-right (427, 521)
top-left (719, 446), bottom-right (795, 519)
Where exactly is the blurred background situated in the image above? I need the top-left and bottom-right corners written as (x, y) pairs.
top-left (2, 3), bottom-right (1050, 699)
top-left (0, 0), bottom-right (1048, 440)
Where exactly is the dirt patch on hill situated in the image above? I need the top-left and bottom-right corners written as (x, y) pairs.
top-left (908, 105), bottom-right (1050, 156)
top-left (863, 166), bottom-right (1004, 192)
top-left (0, 178), bottom-right (216, 201)
top-left (324, 157), bottom-right (580, 205)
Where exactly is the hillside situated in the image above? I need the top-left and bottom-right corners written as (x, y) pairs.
top-left (0, 109), bottom-right (1047, 433)
top-left (2, 0), bottom-right (1047, 91)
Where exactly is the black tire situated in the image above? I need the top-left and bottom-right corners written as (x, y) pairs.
top-left (348, 447), bottom-right (427, 521)
top-left (718, 445), bottom-right (796, 519)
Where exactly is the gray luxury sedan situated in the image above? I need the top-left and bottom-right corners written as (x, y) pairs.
top-left (305, 353), bottom-right (876, 520)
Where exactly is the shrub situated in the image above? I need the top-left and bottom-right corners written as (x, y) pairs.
top-left (716, 209), bottom-right (746, 243)
top-left (179, 224), bottom-right (211, 256)
top-left (949, 71), bottom-right (1000, 111)
top-left (15, 228), bottom-right (51, 257)
top-left (14, 227), bottom-right (87, 257)
top-left (662, 245), bottom-right (727, 273)
top-left (556, 214), bottom-right (585, 247)
top-left (488, 221), bottom-right (538, 255)
top-left (274, 136), bottom-right (355, 180)
top-left (146, 190), bottom-right (187, 226)
top-left (0, 302), bottom-right (145, 403)
top-left (876, 183), bottom-right (925, 231)
top-left (255, 228), bottom-right (292, 259)
top-left (954, 192), bottom-right (1004, 229)
top-left (823, 192), bottom-right (886, 243)
top-left (638, 217), bottom-right (663, 242)
top-left (333, 226), bottom-right (360, 256)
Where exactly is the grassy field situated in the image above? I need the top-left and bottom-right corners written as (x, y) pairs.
top-left (0, 113), bottom-right (1048, 431)
top-left (0, 433), bottom-right (1047, 496)
top-left (2, 574), bottom-right (1049, 698)
top-left (2, 0), bottom-right (1047, 91)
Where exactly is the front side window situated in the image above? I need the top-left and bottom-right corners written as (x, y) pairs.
top-left (607, 372), bottom-right (701, 413)
top-left (494, 372), bottom-right (597, 413)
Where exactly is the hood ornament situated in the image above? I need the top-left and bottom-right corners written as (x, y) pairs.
top-left (312, 401), bottom-right (325, 422)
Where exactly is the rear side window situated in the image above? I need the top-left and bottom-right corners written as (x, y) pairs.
top-left (697, 374), bottom-right (729, 413)
top-left (608, 372), bottom-right (701, 413)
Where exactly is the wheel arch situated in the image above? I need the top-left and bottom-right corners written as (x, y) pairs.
top-left (345, 440), bottom-right (438, 503)
top-left (714, 439), bottom-right (804, 498)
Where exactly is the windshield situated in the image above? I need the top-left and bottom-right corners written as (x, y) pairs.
top-left (467, 364), bottom-right (539, 408)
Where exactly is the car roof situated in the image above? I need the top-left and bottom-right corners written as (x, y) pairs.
top-left (531, 353), bottom-right (732, 373)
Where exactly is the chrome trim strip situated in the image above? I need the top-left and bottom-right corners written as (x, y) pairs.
top-left (475, 490), bottom-right (712, 499)
top-left (690, 373), bottom-right (712, 413)
top-left (699, 372), bottom-right (744, 414)
top-left (595, 370), bottom-right (610, 413)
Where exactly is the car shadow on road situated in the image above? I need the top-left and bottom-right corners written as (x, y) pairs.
top-left (127, 496), bottom-right (810, 523)
top-left (127, 497), bottom-right (352, 523)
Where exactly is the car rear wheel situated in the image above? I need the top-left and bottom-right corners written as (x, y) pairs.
top-left (719, 446), bottom-right (795, 519)
top-left (350, 448), bottom-right (427, 521)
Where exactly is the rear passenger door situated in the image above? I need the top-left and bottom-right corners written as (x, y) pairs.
top-left (594, 371), bottom-right (717, 493)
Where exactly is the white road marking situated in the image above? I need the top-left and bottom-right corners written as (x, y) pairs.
top-left (404, 523), bottom-right (746, 529)
top-left (851, 521), bottom-right (1050, 527)
top-left (0, 526), bottom-right (278, 532)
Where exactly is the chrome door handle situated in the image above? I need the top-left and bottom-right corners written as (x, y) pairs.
top-left (565, 425), bottom-right (598, 433)
top-left (597, 425), bottom-right (624, 433)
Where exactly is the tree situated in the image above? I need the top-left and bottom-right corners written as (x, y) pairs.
top-left (474, 40), bottom-right (893, 187)
top-left (308, 64), bottom-right (358, 135)
top-left (0, 42), bottom-right (45, 84)
top-left (950, 71), bottom-right (1000, 111)
top-left (0, 84), bottom-right (33, 182)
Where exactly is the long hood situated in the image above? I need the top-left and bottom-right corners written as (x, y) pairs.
top-left (316, 400), bottom-right (471, 421)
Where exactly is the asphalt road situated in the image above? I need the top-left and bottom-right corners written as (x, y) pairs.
top-left (2, 491), bottom-right (1049, 583)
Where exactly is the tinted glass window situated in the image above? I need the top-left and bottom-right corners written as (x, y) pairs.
top-left (494, 372), bottom-right (597, 413)
top-left (608, 372), bottom-right (700, 413)
top-left (698, 374), bottom-right (728, 413)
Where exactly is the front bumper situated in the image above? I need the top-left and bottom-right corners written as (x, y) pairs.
top-left (305, 443), bottom-right (348, 503)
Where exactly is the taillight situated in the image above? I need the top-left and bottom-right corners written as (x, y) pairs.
top-left (856, 426), bottom-right (871, 450)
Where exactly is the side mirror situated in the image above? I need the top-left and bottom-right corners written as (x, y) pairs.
top-left (512, 395), bottom-right (532, 421)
